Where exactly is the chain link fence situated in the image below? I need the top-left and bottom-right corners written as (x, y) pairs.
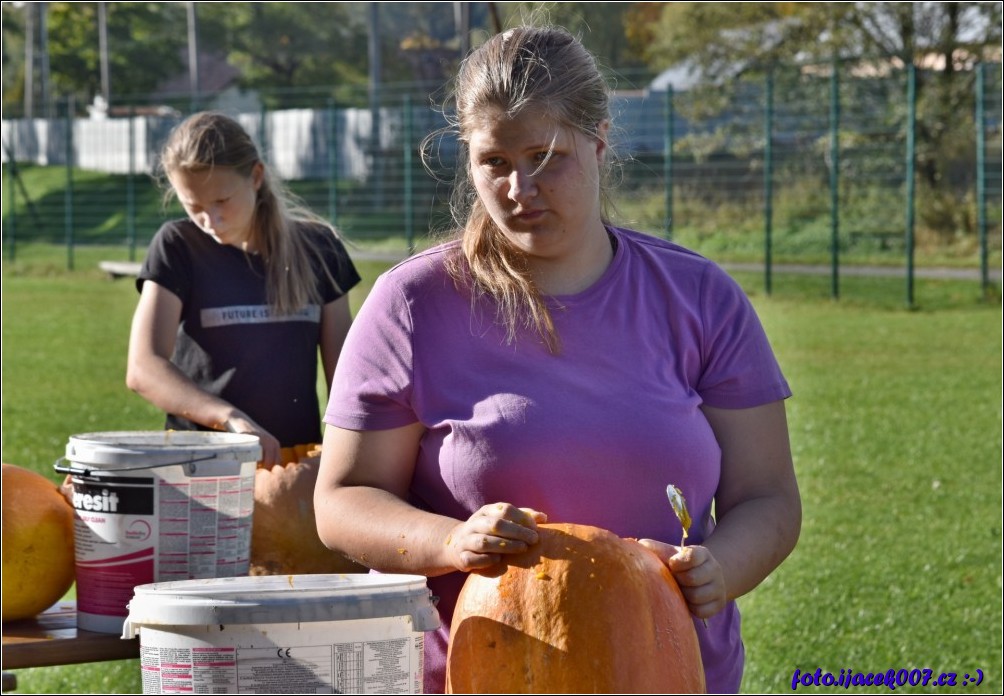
top-left (3, 60), bottom-right (1001, 300)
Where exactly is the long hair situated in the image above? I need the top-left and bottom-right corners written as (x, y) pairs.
top-left (428, 26), bottom-right (615, 353)
top-left (158, 111), bottom-right (344, 315)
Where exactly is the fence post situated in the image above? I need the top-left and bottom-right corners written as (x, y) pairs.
top-left (403, 94), bottom-right (414, 254)
top-left (127, 106), bottom-right (137, 261)
top-left (905, 64), bottom-right (917, 308)
top-left (258, 102), bottom-right (268, 164)
top-left (764, 67), bottom-right (774, 295)
top-left (327, 98), bottom-right (339, 226)
top-left (663, 86), bottom-right (674, 241)
top-left (828, 57), bottom-right (840, 299)
top-left (975, 62), bottom-right (989, 295)
top-left (64, 98), bottom-right (75, 271)
top-left (5, 130), bottom-right (16, 261)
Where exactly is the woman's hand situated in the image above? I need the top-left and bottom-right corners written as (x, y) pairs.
top-left (445, 504), bottom-right (547, 572)
top-left (637, 401), bottom-right (801, 623)
top-left (222, 412), bottom-right (282, 468)
top-left (639, 539), bottom-right (727, 619)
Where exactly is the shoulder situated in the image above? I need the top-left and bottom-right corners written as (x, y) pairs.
top-left (611, 226), bottom-right (729, 286)
top-left (144, 219), bottom-right (211, 264)
top-left (150, 218), bottom-right (203, 246)
top-left (293, 220), bottom-right (343, 252)
top-left (292, 220), bottom-right (362, 289)
top-left (379, 240), bottom-right (459, 294)
top-left (139, 220), bottom-right (208, 294)
top-left (294, 221), bottom-right (357, 269)
top-left (610, 226), bottom-right (754, 323)
top-left (352, 241), bottom-right (461, 323)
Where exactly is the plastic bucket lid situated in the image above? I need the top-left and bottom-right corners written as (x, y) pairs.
top-left (64, 431), bottom-right (261, 472)
top-left (123, 574), bottom-right (441, 636)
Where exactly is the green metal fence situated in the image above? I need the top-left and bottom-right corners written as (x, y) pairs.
top-left (3, 61), bottom-right (1001, 303)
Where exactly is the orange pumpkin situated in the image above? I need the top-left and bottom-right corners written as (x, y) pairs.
top-left (250, 445), bottom-right (366, 575)
top-left (2, 463), bottom-right (77, 622)
top-left (446, 522), bottom-right (705, 694)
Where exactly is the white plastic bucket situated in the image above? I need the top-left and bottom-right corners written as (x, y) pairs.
top-left (58, 430), bottom-right (262, 634)
top-left (123, 574), bottom-right (441, 695)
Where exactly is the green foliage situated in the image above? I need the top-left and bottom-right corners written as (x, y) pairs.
top-left (1, 3), bottom-right (26, 107)
top-left (197, 3), bottom-right (369, 96)
top-left (638, 3), bottom-right (1002, 217)
top-left (501, 2), bottom-right (652, 79)
top-left (45, 2), bottom-right (187, 107)
top-left (642, 3), bottom-right (1002, 75)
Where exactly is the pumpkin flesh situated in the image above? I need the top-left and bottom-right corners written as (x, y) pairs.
top-left (250, 445), bottom-right (366, 575)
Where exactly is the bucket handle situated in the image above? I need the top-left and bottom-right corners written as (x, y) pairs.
top-left (55, 453), bottom-right (220, 477)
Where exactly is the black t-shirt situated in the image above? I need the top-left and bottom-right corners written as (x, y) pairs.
top-left (137, 219), bottom-right (362, 446)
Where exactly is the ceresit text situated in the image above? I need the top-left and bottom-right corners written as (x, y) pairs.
top-left (73, 489), bottom-right (120, 513)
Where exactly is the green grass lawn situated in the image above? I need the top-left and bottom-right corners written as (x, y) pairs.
top-left (734, 276), bottom-right (1002, 693)
top-left (2, 248), bottom-right (1000, 693)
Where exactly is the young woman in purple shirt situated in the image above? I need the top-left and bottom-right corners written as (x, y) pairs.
top-left (316, 25), bottom-right (801, 693)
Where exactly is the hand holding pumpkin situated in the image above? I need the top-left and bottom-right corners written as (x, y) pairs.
top-left (639, 539), bottom-right (727, 620)
top-left (445, 503), bottom-right (548, 572)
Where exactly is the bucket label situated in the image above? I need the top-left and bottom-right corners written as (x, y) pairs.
top-left (138, 618), bottom-right (425, 694)
top-left (72, 477), bottom-right (154, 515)
top-left (71, 462), bottom-right (255, 631)
top-left (73, 476), bottom-right (157, 620)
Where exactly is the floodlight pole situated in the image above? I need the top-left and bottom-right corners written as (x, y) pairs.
top-left (24, 2), bottom-right (34, 118)
top-left (98, 2), bottom-right (110, 107)
top-left (187, 2), bottom-right (200, 111)
top-left (368, 2), bottom-right (384, 209)
top-left (455, 2), bottom-right (470, 57)
top-left (39, 2), bottom-right (51, 117)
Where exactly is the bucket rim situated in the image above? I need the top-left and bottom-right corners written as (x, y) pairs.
top-left (122, 574), bottom-right (442, 634)
top-left (130, 573), bottom-right (431, 599)
top-left (64, 430), bottom-right (261, 468)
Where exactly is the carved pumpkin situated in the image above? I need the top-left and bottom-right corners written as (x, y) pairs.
top-left (249, 445), bottom-right (366, 575)
top-left (446, 522), bottom-right (705, 694)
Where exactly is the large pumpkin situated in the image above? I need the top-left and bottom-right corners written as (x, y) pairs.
top-left (249, 445), bottom-right (366, 575)
top-left (446, 522), bottom-right (705, 694)
top-left (2, 463), bottom-right (77, 622)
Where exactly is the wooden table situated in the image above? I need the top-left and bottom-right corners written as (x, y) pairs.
top-left (2, 601), bottom-right (139, 689)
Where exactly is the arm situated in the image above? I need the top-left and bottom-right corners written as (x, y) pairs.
top-left (314, 422), bottom-right (545, 576)
top-left (318, 295), bottom-right (353, 394)
top-left (125, 280), bottom-right (282, 465)
top-left (641, 400), bottom-right (801, 619)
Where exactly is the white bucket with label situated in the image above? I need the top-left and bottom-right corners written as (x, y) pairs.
top-left (57, 430), bottom-right (261, 634)
top-left (123, 574), bottom-right (441, 695)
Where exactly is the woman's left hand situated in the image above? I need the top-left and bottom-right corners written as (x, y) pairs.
top-left (639, 539), bottom-right (727, 620)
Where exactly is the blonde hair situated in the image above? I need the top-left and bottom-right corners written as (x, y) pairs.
top-left (433, 26), bottom-right (614, 352)
top-left (158, 111), bottom-right (344, 315)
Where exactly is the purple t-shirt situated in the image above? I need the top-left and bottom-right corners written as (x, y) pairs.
top-left (324, 226), bottom-right (791, 693)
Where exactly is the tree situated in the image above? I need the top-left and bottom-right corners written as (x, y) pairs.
top-left (633, 2), bottom-right (1001, 78)
top-left (45, 2), bottom-right (188, 110)
top-left (1, 3), bottom-right (26, 112)
top-left (501, 2), bottom-right (651, 82)
top-left (196, 2), bottom-right (370, 103)
top-left (631, 2), bottom-right (1002, 235)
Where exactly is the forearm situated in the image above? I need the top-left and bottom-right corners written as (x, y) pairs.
top-left (705, 491), bottom-right (801, 602)
top-left (126, 354), bottom-right (240, 430)
top-left (314, 483), bottom-right (461, 576)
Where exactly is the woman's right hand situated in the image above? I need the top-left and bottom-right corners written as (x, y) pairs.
top-left (445, 503), bottom-right (547, 572)
top-left (223, 411), bottom-right (282, 467)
